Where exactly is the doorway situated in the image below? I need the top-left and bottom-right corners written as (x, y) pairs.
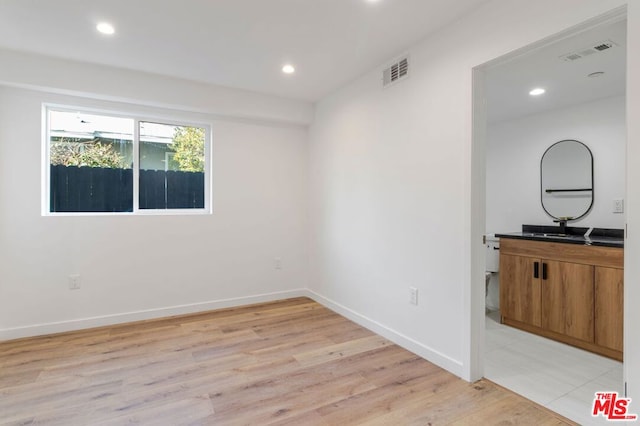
top-left (472, 11), bottom-right (627, 426)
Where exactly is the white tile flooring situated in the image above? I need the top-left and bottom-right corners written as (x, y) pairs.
top-left (484, 311), bottom-right (624, 425)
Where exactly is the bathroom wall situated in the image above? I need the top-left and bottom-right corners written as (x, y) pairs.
top-left (486, 95), bottom-right (626, 234)
top-left (484, 95), bottom-right (625, 309)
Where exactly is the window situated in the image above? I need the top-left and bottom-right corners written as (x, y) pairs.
top-left (45, 107), bottom-right (210, 214)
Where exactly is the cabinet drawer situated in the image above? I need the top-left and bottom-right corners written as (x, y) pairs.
top-left (500, 238), bottom-right (623, 269)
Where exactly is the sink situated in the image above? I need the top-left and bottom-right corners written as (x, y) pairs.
top-left (528, 232), bottom-right (579, 239)
top-left (497, 227), bottom-right (625, 248)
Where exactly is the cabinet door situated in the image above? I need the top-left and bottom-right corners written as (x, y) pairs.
top-left (500, 254), bottom-right (541, 327)
top-left (595, 267), bottom-right (624, 352)
top-left (542, 260), bottom-right (594, 342)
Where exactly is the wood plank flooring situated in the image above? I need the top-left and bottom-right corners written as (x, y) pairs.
top-left (0, 298), bottom-right (576, 425)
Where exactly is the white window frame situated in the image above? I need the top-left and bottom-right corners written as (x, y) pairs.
top-left (43, 104), bottom-right (212, 216)
top-left (164, 152), bottom-right (176, 171)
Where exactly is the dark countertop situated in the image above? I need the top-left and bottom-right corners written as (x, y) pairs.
top-left (495, 225), bottom-right (624, 248)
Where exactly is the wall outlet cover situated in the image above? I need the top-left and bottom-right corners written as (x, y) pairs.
top-left (409, 287), bottom-right (418, 305)
top-left (68, 274), bottom-right (81, 290)
top-left (613, 199), bottom-right (624, 214)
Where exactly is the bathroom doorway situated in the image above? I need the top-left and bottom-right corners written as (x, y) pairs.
top-left (472, 10), bottom-right (627, 425)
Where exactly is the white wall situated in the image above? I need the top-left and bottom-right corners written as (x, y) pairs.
top-left (2, 0), bottom-right (639, 401)
top-left (308, 0), bottom-right (633, 380)
top-left (487, 95), bottom-right (626, 234)
top-left (0, 86), bottom-right (309, 338)
top-left (0, 48), bottom-right (314, 126)
top-left (624, 0), bottom-right (640, 401)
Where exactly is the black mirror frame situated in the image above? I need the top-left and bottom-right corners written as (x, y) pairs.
top-left (540, 139), bottom-right (594, 221)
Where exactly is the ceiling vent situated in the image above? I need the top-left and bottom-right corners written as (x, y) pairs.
top-left (383, 56), bottom-right (409, 87)
top-left (559, 40), bottom-right (618, 62)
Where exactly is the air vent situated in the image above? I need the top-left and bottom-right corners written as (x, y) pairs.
top-left (559, 39), bottom-right (618, 62)
top-left (594, 42), bottom-right (613, 51)
top-left (383, 56), bottom-right (409, 87)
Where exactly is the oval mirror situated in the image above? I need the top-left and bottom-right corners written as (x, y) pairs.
top-left (540, 140), bottom-right (593, 221)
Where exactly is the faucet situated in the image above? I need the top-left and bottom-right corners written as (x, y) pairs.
top-left (553, 218), bottom-right (568, 234)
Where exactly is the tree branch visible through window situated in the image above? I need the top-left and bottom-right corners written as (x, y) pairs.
top-left (50, 138), bottom-right (128, 169)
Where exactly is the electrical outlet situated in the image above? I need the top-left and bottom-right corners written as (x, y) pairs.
top-left (68, 274), bottom-right (81, 290)
top-left (613, 199), bottom-right (624, 214)
top-left (274, 258), bottom-right (282, 270)
top-left (409, 287), bottom-right (418, 305)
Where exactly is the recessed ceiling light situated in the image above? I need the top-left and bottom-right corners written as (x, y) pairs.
top-left (529, 88), bottom-right (546, 96)
top-left (588, 71), bottom-right (605, 78)
top-left (96, 22), bottom-right (115, 35)
top-left (282, 64), bottom-right (295, 74)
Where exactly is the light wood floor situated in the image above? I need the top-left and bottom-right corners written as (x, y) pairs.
top-left (0, 298), bottom-right (575, 425)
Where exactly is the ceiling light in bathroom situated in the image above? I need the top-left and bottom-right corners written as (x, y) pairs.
top-left (529, 88), bottom-right (546, 96)
top-left (282, 64), bottom-right (296, 74)
top-left (96, 22), bottom-right (115, 35)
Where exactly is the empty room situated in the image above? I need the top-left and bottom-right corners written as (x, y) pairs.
top-left (1, 1), bottom-right (639, 425)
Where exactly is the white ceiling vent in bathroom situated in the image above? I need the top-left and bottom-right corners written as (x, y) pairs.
top-left (382, 56), bottom-right (409, 87)
top-left (559, 39), bottom-right (618, 62)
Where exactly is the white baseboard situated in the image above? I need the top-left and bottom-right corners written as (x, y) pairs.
top-left (0, 289), bottom-right (308, 341)
top-left (306, 290), bottom-right (464, 378)
top-left (0, 287), bottom-right (464, 380)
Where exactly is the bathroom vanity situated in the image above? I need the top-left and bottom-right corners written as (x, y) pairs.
top-left (491, 139), bottom-right (624, 360)
top-left (496, 227), bottom-right (623, 361)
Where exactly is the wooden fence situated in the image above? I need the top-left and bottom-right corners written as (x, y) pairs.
top-left (50, 165), bottom-right (204, 212)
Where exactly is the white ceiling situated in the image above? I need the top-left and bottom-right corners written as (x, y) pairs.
top-left (0, 0), bottom-right (490, 102)
top-left (486, 19), bottom-right (626, 123)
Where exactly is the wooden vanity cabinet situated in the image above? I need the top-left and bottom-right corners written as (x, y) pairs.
top-left (542, 260), bottom-right (594, 343)
top-left (499, 254), bottom-right (541, 328)
top-left (499, 238), bottom-right (623, 361)
top-left (595, 267), bottom-right (624, 352)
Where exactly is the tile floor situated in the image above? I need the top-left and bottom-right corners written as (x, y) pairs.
top-left (484, 311), bottom-right (624, 426)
